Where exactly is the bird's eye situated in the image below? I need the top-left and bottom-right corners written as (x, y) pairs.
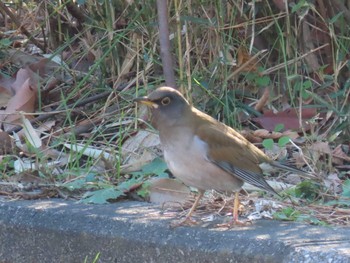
top-left (161, 97), bottom-right (171, 105)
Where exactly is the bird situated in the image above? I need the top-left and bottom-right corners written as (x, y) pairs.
top-left (135, 86), bottom-right (311, 226)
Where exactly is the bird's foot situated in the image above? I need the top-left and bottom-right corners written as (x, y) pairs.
top-left (170, 217), bottom-right (199, 228)
top-left (216, 218), bottom-right (252, 228)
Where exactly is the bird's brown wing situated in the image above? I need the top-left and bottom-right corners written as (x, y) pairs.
top-left (196, 123), bottom-right (278, 194)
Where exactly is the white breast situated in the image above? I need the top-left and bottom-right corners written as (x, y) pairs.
top-left (162, 134), bottom-right (243, 192)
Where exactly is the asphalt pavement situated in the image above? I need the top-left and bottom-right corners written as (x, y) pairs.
top-left (0, 198), bottom-right (349, 263)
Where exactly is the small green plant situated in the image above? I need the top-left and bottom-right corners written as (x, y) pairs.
top-left (273, 207), bottom-right (327, 225)
top-left (262, 124), bottom-right (291, 150)
top-left (262, 138), bottom-right (274, 150)
top-left (277, 136), bottom-right (291, 147)
top-left (285, 180), bottom-right (322, 202)
top-left (0, 38), bottom-right (11, 49)
top-left (274, 207), bottom-right (301, 221)
top-left (244, 68), bottom-right (271, 87)
top-left (132, 158), bottom-right (169, 198)
top-left (67, 158), bottom-right (168, 204)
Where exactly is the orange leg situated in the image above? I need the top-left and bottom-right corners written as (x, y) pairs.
top-left (170, 191), bottom-right (204, 227)
top-left (216, 191), bottom-right (251, 228)
top-left (230, 191), bottom-right (251, 226)
top-left (233, 191), bottom-right (240, 222)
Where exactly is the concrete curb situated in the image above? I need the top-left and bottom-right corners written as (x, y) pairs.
top-left (0, 198), bottom-right (349, 263)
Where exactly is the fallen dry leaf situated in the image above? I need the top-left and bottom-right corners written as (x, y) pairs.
top-left (0, 131), bottom-right (14, 155)
top-left (148, 178), bottom-right (190, 204)
top-left (324, 173), bottom-right (342, 194)
top-left (121, 130), bottom-right (161, 173)
top-left (272, 0), bottom-right (287, 11)
top-left (11, 67), bottom-right (40, 93)
top-left (253, 129), bottom-right (282, 139)
top-left (1, 78), bottom-right (37, 131)
top-left (241, 129), bottom-right (299, 143)
top-left (121, 149), bottom-right (158, 174)
top-left (7, 49), bottom-right (39, 67)
top-left (332, 145), bottom-right (350, 165)
top-left (292, 151), bottom-right (308, 168)
top-left (62, 47), bottom-right (95, 73)
top-left (237, 45), bottom-right (259, 72)
top-left (7, 49), bottom-right (65, 81)
top-left (0, 86), bottom-right (13, 108)
top-left (281, 130), bottom-right (300, 140)
top-left (307, 141), bottom-right (331, 164)
top-left (240, 130), bottom-right (263, 143)
top-left (0, 75), bottom-right (16, 94)
top-left (253, 108), bottom-right (317, 132)
top-left (36, 120), bottom-right (56, 135)
top-left (28, 58), bottom-right (60, 78)
top-left (309, 141), bottom-right (332, 155)
top-left (0, 66), bottom-right (41, 131)
top-left (122, 130), bottom-right (160, 155)
top-left (8, 171), bottom-right (48, 184)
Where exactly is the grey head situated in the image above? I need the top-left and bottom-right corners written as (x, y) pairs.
top-left (135, 87), bottom-right (191, 130)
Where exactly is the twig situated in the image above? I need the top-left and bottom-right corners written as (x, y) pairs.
top-left (6, 77), bottom-right (142, 134)
top-left (289, 140), bottom-right (316, 175)
top-left (261, 43), bottom-right (329, 75)
top-left (6, 91), bottom-right (112, 134)
top-left (226, 49), bottom-right (268, 81)
top-left (156, 0), bottom-right (177, 89)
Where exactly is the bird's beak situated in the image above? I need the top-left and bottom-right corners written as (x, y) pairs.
top-left (134, 97), bottom-right (159, 108)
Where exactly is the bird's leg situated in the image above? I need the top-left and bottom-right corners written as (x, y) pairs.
top-left (233, 191), bottom-right (240, 222)
top-left (170, 191), bottom-right (204, 227)
top-left (185, 191), bottom-right (204, 219)
top-left (229, 191), bottom-right (251, 226)
top-left (216, 191), bottom-right (251, 228)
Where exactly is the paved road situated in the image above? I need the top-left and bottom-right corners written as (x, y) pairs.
top-left (0, 198), bottom-right (349, 262)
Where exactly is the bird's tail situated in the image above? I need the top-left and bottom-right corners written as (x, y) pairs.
top-left (270, 161), bottom-right (316, 178)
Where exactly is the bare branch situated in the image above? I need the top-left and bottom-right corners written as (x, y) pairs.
top-left (156, 0), bottom-right (177, 89)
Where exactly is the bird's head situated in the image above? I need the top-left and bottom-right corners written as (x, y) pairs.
top-left (134, 86), bottom-right (190, 130)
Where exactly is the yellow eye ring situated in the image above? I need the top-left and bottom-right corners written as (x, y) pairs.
top-left (161, 97), bottom-right (171, 105)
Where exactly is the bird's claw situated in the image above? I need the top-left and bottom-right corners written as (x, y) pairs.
top-left (170, 217), bottom-right (199, 228)
top-left (216, 219), bottom-right (252, 228)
